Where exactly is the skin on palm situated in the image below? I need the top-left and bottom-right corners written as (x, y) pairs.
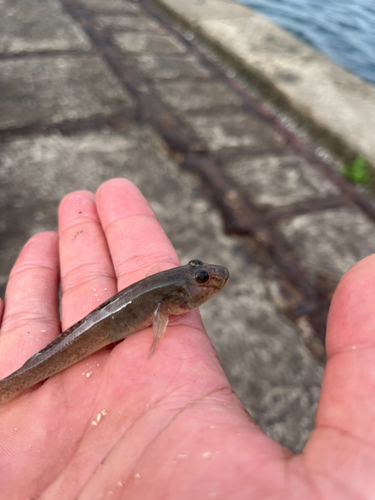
top-left (0, 179), bottom-right (375, 500)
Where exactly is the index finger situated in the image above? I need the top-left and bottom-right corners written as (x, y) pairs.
top-left (95, 178), bottom-right (180, 289)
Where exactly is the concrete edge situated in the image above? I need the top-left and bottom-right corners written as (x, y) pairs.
top-left (148, 0), bottom-right (375, 171)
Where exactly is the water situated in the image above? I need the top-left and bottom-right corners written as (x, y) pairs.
top-left (236, 0), bottom-right (375, 86)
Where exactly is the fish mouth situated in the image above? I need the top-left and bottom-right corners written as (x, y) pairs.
top-left (223, 267), bottom-right (230, 283)
top-left (222, 268), bottom-right (230, 287)
top-left (213, 265), bottom-right (230, 289)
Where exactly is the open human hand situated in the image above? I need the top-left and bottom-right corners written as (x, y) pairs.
top-left (0, 178), bottom-right (374, 499)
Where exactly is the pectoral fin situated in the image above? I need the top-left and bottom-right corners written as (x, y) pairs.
top-left (150, 307), bottom-right (169, 355)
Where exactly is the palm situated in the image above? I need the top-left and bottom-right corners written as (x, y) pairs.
top-left (1, 179), bottom-right (374, 500)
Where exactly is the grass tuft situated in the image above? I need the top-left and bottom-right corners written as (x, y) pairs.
top-left (341, 156), bottom-right (371, 185)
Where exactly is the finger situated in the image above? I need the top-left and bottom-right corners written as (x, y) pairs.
top-left (304, 255), bottom-right (375, 469)
top-left (95, 178), bottom-right (180, 289)
top-left (58, 191), bottom-right (117, 330)
top-left (0, 299), bottom-right (3, 325)
top-left (0, 232), bottom-right (60, 378)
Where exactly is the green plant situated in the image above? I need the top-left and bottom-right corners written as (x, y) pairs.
top-left (341, 156), bottom-right (372, 185)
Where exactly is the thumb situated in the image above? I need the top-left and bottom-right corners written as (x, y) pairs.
top-left (303, 255), bottom-right (375, 491)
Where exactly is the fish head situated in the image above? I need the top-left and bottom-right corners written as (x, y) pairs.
top-left (163, 260), bottom-right (229, 315)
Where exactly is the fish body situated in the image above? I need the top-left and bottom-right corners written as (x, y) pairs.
top-left (0, 260), bottom-right (229, 405)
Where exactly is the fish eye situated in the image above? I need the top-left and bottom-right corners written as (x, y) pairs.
top-left (189, 260), bottom-right (203, 267)
top-left (195, 269), bottom-right (210, 284)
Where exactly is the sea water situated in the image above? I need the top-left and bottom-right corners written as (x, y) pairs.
top-left (237, 0), bottom-right (375, 85)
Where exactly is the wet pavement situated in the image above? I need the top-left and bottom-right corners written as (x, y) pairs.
top-left (1, 0), bottom-right (375, 453)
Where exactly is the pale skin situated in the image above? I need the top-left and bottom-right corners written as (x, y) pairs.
top-left (0, 179), bottom-right (374, 500)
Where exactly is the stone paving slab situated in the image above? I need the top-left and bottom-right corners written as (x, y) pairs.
top-left (280, 207), bottom-right (375, 284)
top-left (95, 13), bottom-right (165, 32)
top-left (133, 53), bottom-right (211, 80)
top-left (0, 128), bottom-right (322, 452)
top-left (0, 0), bottom-right (91, 53)
top-left (154, 79), bottom-right (242, 112)
top-left (221, 154), bottom-right (339, 207)
top-left (154, 0), bottom-right (375, 169)
top-left (0, 55), bottom-right (133, 130)
top-left (113, 31), bottom-right (187, 54)
top-left (77, 0), bottom-right (140, 12)
top-left (186, 112), bottom-right (285, 150)
top-left (200, 263), bottom-right (323, 452)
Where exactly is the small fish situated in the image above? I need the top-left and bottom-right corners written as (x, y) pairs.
top-left (0, 260), bottom-right (229, 405)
